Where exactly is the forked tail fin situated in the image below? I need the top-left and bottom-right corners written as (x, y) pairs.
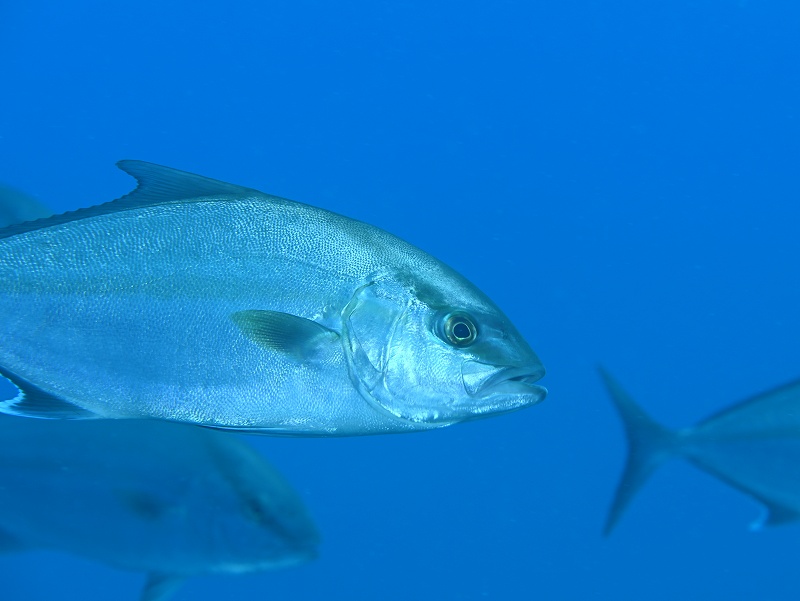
top-left (599, 367), bottom-right (683, 535)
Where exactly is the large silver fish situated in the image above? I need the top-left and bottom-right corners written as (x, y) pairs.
top-left (0, 415), bottom-right (319, 601)
top-left (0, 183), bottom-right (317, 601)
top-left (601, 368), bottom-right (800, 534)
top-left (0, 161), bottom-right (546, 435)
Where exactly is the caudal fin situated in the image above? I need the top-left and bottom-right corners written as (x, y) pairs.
top-left (599, 367), bottom-right (683, 535)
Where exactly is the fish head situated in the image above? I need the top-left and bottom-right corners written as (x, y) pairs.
top-left (342, 269), bottom-right (546, 426)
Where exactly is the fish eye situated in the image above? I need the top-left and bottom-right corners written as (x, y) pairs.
top-left (440, 312), bottom-right (478, 347)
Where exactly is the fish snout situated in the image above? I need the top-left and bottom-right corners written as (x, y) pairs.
top-left (461, 361), bottom-right (547, 404)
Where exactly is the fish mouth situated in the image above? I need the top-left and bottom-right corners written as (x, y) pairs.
top-left (462, 362), bottom-right (547, 403)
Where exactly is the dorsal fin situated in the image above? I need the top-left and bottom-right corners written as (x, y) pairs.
top-left (115, 160), bottom-right (261, 204)
top-left (0, 161), bottom-right (264, 240)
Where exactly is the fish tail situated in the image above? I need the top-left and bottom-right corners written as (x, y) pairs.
top-left (598, 367), bottom-right (684, 535)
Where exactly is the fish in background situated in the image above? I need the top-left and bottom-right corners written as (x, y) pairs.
top-left (0, 184), bottom-right (51, 225)
top-left (0, 415), bottom-right (319, 601)
top-left (0, 161), bottom-right (546, 435)
top-left (600, 368), bottom-right (800, 534)
top-left (0, 188), bottom-right (318, 601)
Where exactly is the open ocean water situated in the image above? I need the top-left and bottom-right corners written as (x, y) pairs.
top-left (1, 1), bottom-right (799, 599)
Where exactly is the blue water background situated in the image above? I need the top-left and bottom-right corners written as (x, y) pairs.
top-left (2, 1), bottom-right (800, 599)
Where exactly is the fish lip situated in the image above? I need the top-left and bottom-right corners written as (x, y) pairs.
top-left (486, 365), bottom-right (546, 391)
top-left (462, 361), bottom-right (547, 399)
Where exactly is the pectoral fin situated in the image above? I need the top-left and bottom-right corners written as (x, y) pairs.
top-left (0, 365), bottom-right (97, 419)
top-left (141, 573), bottom-right (185, 601)
top-left (232, 310), bottom-right (339, 360)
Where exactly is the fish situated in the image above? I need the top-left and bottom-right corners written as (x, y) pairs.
top-left (0, 161), bottom-right (546, 435)
top-left (0, 187), bottom-right (318, 600)
top-left (600, 367), bottom-right (800, 534)
top-left (0, 415), bottom-right (319, 601)
top-left (0, 184), bottom-right (51, 225)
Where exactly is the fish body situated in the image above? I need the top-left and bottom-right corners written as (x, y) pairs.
top-left (601, 368), bottom-right (800, 534)
top-left (0, 415), bottom-right (319, 600)
top-left (0, 162), bottom-right (546, 435)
